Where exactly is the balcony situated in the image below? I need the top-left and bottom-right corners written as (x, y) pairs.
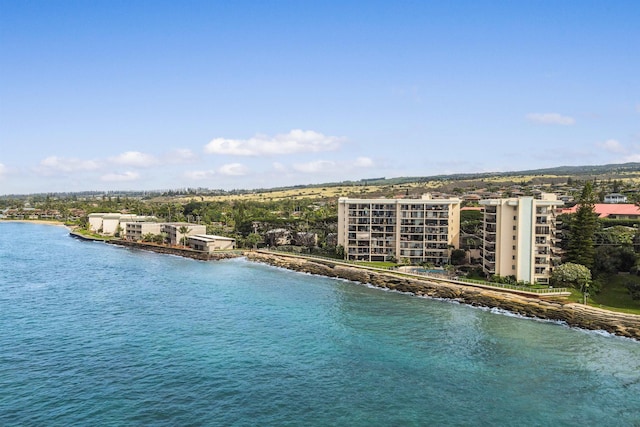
top-left (535, 226), bottom-right (550, 235)
top-left (484, 261), bottom-right (496, 271)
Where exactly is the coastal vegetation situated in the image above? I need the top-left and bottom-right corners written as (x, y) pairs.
top-left (70, 228), bottom-right (113, 241)
top-left (566, 182), bottom-right (598, 269)
top-left (590, 274), bottom-right (640, 314)
top-left (3, 162), bottom-right (640, 313)
top-left (551, 263), bottom-right (592, 301)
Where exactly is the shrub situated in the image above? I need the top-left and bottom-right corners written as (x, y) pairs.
top-left (626, 282), bottom-right (640, 300)
top-left (450, 249), bottom-right (467, 265)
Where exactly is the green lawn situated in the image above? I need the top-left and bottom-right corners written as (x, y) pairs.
top-left (354, 261), bottom-right (398, 269)
top-left (590, 274), bottom-right (640, 315)
top-left (72, 229), bottom-right (113, 241)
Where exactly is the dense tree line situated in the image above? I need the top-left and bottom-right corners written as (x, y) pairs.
top-left (557, 181), bottom-right (640, 300)
top-left (0, 194), bottom-right (340, 250)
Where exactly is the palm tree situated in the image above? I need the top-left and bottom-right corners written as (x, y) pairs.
top-left (178, 225), bottom-right (191, 247)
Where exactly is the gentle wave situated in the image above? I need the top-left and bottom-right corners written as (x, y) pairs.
top-left (1, 222), bottom-right (639, 426)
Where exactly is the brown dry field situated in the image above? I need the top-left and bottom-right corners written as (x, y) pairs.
top-left (153, 171), bottom-right (640, 203)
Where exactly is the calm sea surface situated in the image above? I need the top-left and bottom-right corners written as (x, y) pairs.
top-left (1, 222), bottom-right (639, 426)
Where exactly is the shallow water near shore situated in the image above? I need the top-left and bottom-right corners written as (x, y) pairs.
top-left (1, 222), bottom-right (639, 426)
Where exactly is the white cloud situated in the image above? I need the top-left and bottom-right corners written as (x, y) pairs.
top-left (598, 139), bottom-right (625, 153)
top-left (0, 163), bottom-right (6, 178)
top-left (100, 171), bottom-right (140, 182)
top-left (38, 156), bottom-right (101, 173)
top-left (279, 157), bottom-right (374, 175)
top-left (109, 151), bottom-right (158, 168)
top-left (354, 157), bottom-right (374, 168)
top-left (526, 113), bottom-right (575, 125)
top-left (186, 164), bottom-right (249, 178)
top-left (272, 162), bottom-right (287, 172)
top-left (166, 149), bottom-right (197, 164)
top-left (293, 160), bottom-right (336, 173)
top-left (185, 170), bottom-right (216, 180)
top-left (593, 138), bottom-right (640, 163)
top-left (204, 129), bottom-right (345, 156)
top-left (218, 163), bottom-right (248, 176)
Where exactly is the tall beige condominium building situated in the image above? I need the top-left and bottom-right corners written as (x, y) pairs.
top-left (337, 195), bottom-right (461, 265)
top-left (479, 194), bottom-right (563, 284)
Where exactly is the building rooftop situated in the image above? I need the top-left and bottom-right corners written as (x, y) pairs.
top-left (558, 203), bottom-right (640, 218)
top-left (190, 234), bottom-right (235, 242)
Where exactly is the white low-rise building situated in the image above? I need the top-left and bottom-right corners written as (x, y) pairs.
top-left (188, 234), bottom-right (236, 252)
top-left (161, 223), bottom-right (207, 245)
top-left (124, 222), bottom-right (162, 241)
top-left (88, 213), bottom-right (157, 235)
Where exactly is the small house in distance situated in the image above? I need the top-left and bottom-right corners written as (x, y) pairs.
top-left (188, 235), bottom-right (236, 252)
top-left (265, 229), bottom-right (292, 247)
top-left (294, 231), bottom-right (318, 248)
top-left (604, 193), bottom-right (628, 204)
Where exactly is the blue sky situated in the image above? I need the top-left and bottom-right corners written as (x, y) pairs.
top-left (1, 1), bottom-right (638, 195)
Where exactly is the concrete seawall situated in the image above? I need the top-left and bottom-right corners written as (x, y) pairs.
top-left (107, 240), bottom-right (242, 261)
top-left (246, 251), bottom-right (640, 341)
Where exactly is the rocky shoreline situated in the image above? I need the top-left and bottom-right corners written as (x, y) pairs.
top-left (246, 251), bottom-right (640, 341)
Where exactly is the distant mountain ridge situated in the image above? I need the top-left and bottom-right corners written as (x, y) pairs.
top-left (3, 162), bottom-right (640, 198)
top-left (295, 162), bottom-right (640, 188)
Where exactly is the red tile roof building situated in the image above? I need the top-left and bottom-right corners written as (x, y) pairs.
top-left (558, 204), bottom-right (640, 219)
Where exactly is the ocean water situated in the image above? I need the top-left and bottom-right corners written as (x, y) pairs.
top-left (1, 222), bottom-right (639, 426)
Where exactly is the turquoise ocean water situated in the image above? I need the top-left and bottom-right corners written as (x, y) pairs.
top-left (1, 222), bottom-right (639, 426)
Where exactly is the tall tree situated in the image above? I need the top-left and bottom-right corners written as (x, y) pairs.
top-left (178, 225), bottom-right (191, 246)
top-left (567, 182), bottom-right (598, 269)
